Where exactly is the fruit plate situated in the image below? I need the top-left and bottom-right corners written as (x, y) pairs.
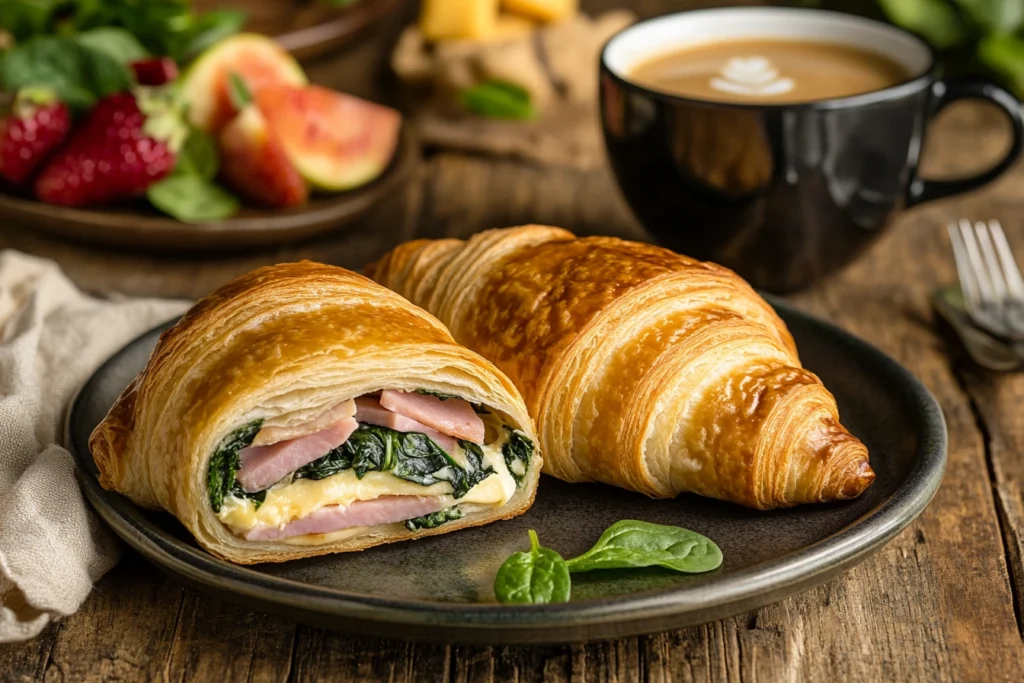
top-left (196, 0), bottom-right (405, 62)
top-left (0, 126), bottom-right (417, 251)
top-left (66, 297), bottom-right (946, 645)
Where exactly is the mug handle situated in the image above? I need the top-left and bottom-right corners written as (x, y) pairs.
top-left (906, 79), bottom-right (1024, 208)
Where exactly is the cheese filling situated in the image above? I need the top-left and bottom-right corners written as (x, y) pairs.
top-left (218, 433), bottom-right (517, 535)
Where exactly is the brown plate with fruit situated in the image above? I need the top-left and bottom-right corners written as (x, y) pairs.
top-left (0, 126), bottom-right (416, 251)
top-left (0, 27), bottom-right (414, 251)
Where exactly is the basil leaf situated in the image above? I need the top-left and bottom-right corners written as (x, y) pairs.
top-left (494, 530), bottom-right (571, 604)
top-left (0, 36), bottom-right (132, 110)
top-left (501, 426), bottom-right (533, 488)
top-left (147, 175), bottom-right (240, 222)
top-left (74, 27), bottom-right (149, 65)
top-left (405, 506), bottom-right (463, 532)
top-left (564, 520), bottom-right (723, 574)
top-left (459, 80), bottom-right (535, 120)
top-left (174, 127), bottom-right (219, 181)
top-left (207, 419), bottom-right (264, 512)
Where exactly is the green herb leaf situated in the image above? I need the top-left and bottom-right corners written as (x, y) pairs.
top-left (501, 426), bottom-right (533, 488)
top-left (0, 0), bottom-right (62, 42)
top-left (177, 9), bottom-right (246, 62)
top-left (226, 71), bottom-right (252, 111)
top-left (459, 80), bottom-right (535, 120)
top-left (147, 175), bottom-right (240, 222)
top-left (74, 27), bottom-right (149, 65)
top-left (207, 419), bottom-right (264, 512)
top-left (564, 520), bottom-right (723, 574)
top-left (405, 506), bottom-right (463, 532)
top-left (980, 34), bottom-right (1024, 97)
top-left (174, 127), bottom-right (219, 180)
top-left (877, 0), bottom-right (966, 50)
top-left (494, 530), bottom-right (571, 604)
top-left (0, 36), bottom-right (132, 110)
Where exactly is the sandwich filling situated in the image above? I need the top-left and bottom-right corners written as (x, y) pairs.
top-left (207, 389), bottom-right (534, 544)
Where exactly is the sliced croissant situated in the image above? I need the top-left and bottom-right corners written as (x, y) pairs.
top-left (90, 262), bottom-right (540, 564)
top-left (369, 226), bottom-right (873, 509)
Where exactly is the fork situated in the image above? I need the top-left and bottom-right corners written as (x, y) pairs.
top-left (947, 219), bottom-right (1024, 341)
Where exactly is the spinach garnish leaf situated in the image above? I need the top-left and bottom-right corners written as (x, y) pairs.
top-left (405, 506), bottom-right (463, 532)
top-left (494, 530), bottom-right (571, 604)
top-left (564, 520), bottom-right (723, 574)
top-left (207, 419), bottom-right (264, 512)
top-left (295, 424), bottom-right (494, 498)
top-left (501, 427), bottom-right (533, 487)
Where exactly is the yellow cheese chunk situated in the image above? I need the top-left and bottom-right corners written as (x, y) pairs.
top-left (421, 0), bottom-right (499, 41)
top-left (501, 0), bottom-right (577, 23)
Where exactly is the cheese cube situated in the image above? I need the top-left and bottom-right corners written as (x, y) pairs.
top-left (421, 0), bottom-right (499, 41)
top-left (502, 0), bottom-right (577, 23)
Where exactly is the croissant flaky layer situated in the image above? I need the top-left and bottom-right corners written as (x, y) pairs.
top-left (369, 226), bottom-right (874, 509)
top-left (89, 262), bottom-right (540, 563)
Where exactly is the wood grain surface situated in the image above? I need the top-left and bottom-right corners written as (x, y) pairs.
top-left (2, 2), bottom-right (1024, 681)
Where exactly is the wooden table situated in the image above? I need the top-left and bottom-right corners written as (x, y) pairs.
top-left (3, 3), bottom-right (1024, 681)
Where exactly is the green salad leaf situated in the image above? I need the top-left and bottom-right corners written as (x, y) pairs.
top-left (564, 520), bottom-right (723, 574)
top-left (74, 27), bottom-right (150, 65)
top-left (405, 506), bottom-right (463, 532)
top-left (174, 127), bottom-right (219, 181)
top-left (494, 530), bottom-right (571, 604)
top-left (207, 419), bottom-right (265, 512)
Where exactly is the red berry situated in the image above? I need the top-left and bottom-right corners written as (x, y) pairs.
top-left (130, 58), bottom-right (180, 87)
top-left (218, 105), bottom-right (307, 208)
top-left (0, 91), bottom-right (72, 186)
top-left (34, 92), bottom-right (180, 207)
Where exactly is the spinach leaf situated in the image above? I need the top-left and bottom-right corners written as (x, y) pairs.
top-left (0, 36), bottom-right (132, 111)
top-left (293, 423), bottom-right (493, 498)
top-left (564, 520), bottom-right (723, 574)
top-left (405, 506), bottom-right (463, 532)
top-left (415, 388), bottom-right (459, 401)
top-left (494, 530), bottom-right (571, 604)
top-left (459, 80), bottom-right (535, 120)
top-left (207, 419), bottom-right (264, 512)
top-left (147, 175), bottom-right (240, 222)
top-left (501, 427), bottom-right (533, 487)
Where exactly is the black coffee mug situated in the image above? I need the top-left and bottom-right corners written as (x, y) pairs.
top-left (600, 8), bottom-right (1024, 292)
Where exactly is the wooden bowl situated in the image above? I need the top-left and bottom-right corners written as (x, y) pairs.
top-left (195, 0), bottom-right (405, 61)
top-left (0, 128), bottom-right (418, 252)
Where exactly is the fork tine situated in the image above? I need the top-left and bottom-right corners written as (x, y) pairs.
top-left (960, 219), bottom-right (997, 304)
top-left (987, 220), bottom-right (1024, 301)
top-left (948, 221), bottom-right (983, 311)
top-left (974, 221), bottom-right (1008, 302)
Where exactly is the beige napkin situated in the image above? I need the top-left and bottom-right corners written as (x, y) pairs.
top-left (0, 251), bottom-right (187, 642)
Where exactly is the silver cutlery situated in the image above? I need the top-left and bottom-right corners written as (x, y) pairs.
top-left (947, 219), bottom-right (1024, 341)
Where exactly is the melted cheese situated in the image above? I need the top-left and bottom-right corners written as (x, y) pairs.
top-left (218, 434), bottom-right (518, 536)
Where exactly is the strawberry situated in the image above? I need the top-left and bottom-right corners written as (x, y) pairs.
top-left (217, 73), bottom-right (307, 208)
top-left (130, 58), bottom-right (180, 87)
top-left (35, 90), bottom-right (186, 207)
top-left (0, 89), bottom-right (72, 187)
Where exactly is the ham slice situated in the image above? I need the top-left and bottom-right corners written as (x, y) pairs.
top-left (379, 390), bottom-right (485, 443)
top-left (243, 495), bottom-right (444, 541)
top-left (237, 417), bottom-right (358, 493)
top-left (252, 399), bottom-right (356, 447)
top-left (354, 397), bottom-right (457, 453)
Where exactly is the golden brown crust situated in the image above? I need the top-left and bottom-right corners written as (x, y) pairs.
top-left (371, 226), bottom-right (873, 509)
top-left (89, 261), bottom-right (541, 564)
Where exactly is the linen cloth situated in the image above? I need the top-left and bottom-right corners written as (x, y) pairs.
top-left (0, 250), bottom-right (187, 642)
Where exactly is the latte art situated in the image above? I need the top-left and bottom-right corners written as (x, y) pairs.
top-left (710, 56), bottom-right (794, 97)
top-left (628, 39), bottom-right (910, 104)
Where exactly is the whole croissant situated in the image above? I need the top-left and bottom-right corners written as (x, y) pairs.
top-left (369, 226), bottom-right (874, 509)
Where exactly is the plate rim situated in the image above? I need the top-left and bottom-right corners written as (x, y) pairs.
top-left (67, 296), bottom-right (947, 643)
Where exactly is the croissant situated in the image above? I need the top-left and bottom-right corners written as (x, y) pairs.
top-left (369, 226), bottom-right (873, 509)
top-left (90, 262), bottom-right (541, 564)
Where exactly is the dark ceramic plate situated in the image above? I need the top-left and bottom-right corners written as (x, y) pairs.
top-left (0, 128), bottom-right (416, 252)
top-left (66, 298), bottom-right (946, 644)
